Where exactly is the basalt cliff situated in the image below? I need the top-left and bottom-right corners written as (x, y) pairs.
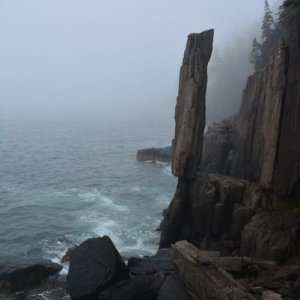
top-left (159, 6), bottom-right (300, 300)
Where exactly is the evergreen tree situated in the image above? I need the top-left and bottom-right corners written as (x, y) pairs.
top-left (249, 1), bottom-right (277, 70)
top-left (261, 1), bottom-right (275, 43)
top-left (249, 38), bottom-right (262, 70)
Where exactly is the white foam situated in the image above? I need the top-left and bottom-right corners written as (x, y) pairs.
top-left (162, 165), bottom-right (173, 176)
top-left (79, 189), bottom-right (128, 212)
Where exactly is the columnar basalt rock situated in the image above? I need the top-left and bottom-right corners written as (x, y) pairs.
top-left (229, 9), bottom-right (300, 196)
top-left (172, 30), bottom-right (214, 179)
top-left (273, 9), bottom-right (300, 196)
top-left (160, 173), bottom-right (269, 250)
top-left (229, 43), bottom-right (289, 188)
top-left (160, 29), bottom-right (214, 248)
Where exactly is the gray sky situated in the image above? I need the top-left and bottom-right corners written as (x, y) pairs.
top-left (0, 0), bottom-right (279, 120)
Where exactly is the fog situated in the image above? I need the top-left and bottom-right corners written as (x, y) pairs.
top-left (0, 0), bottom-right (280, 123)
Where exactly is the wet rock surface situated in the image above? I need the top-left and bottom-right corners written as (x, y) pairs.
top-left (67, 236), bottom-right (129, 300)
top-left (0, 259), bottom-right (62, 294)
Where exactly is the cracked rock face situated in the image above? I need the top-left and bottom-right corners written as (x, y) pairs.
top-left (172, 30), bottom-right (214, 179)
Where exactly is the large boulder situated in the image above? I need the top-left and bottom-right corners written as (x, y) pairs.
top-left (136, 147), bottom-right (172, 163)
top-left (241, 211), bottom-right (300, 262)
top-left (67, 236), bottom-right (129, 300)
top-left (0, 259), bottom-right (62, 293)
top-left (172, 30), bottom-right (214, 179)
top-left (98, 273), bottom-right (166, 300)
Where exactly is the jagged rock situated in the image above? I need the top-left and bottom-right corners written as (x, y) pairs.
top-left (0, 259), bottom-right (62, 293)
top-left (172, 30), bottom-right (214, 179)
top-left (67, 236), bottom-right (129, 300)
top-left (136, 147), bottom-right (172, 163)
top-left (200, 116), bottom-right (237, 174)
top-left (98, 273), bottom-right (166, 300)
top-left (256, 253), bottom-right (300, 299)
top-left (171, 241), bottom-right (256, 300)
top-left (241, 211), bottom-right (300, 262)
top-left (127, 249), bottom-right (175, 275)
top-left (158, 273), bottom-right (191, 300)
top-left (159, 173), bottom-right (268, 250)
top-left (61, 245), bottom-right (78, 263)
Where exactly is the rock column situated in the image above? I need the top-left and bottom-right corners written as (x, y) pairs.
top-left (160, 30), bottom-right (214, 248)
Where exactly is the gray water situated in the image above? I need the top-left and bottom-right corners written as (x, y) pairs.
top-left (0, 115), bottom-right (176, 271)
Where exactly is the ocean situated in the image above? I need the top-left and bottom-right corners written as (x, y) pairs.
top-left (0, 115), bottom-right (176, 274)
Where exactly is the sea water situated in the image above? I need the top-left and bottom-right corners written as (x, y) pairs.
top-left (0, 115), bottom-right (176, 270)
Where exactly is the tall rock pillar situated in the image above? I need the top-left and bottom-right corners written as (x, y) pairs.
top-left (160, 30), bottom-right (214, 248)
top-left (172, 30), bottom-right (214, 179)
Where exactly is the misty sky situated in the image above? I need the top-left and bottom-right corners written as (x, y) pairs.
top-left (0, 0), bottom-right (280, 121)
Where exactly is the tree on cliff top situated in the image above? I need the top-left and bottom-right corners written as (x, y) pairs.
top-left (262, 0), bottom-right (275, 43)
top-left (249, 1), bottom-right (277, 70)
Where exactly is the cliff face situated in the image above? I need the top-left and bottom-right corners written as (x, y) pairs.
top-left (160, 9), bottom-right (300, 258)
top-left (204, 9), bottom-right (300, 196)
top-left (230, 44), bottom-right (289, 190)
top-left (172, 30), bottom-right (214, 179)
top-left (273, 10), bottom-right (300, 195)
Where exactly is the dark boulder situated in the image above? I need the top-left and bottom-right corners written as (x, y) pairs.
top-left (127, 249), bottom-right (175, 275)
top-left (158, 273), bottom-right (191, 300)
top-left (98, 273), bottom-right (166, 300)
top-left (67, 236), bottom-right (129, 300)
top-left (0, 259), bottom-right (62, 293)
top-left (136, 147), bottom-right (172, 163)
